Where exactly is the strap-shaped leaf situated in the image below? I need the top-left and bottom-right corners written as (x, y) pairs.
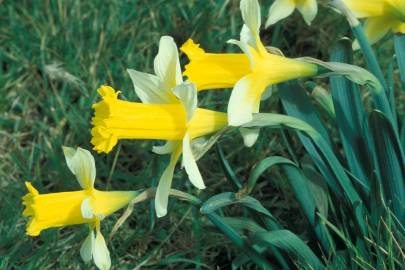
top-left (252, 230), bottom-right (324, 269)
top-left (369, 111), bottom-right (405, 222)
top-left (243, 113), bottom-right (367, 234)
top-left (394, 34), bottom-right (405, 86)
top-left (247, 155), bottom-right (295, 194)
top-left (329, 39), bottom-right (375, 194)
top-left (200, 192), bottom-right (275, 220)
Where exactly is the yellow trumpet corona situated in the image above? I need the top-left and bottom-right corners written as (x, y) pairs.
top-left (22, 182), bottom-right (136, 236)
top-left (91, 85), bottom-right (228, 154)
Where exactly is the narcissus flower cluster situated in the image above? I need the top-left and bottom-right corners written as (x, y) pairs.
top-left (22, 0), bottom-right (404, 269)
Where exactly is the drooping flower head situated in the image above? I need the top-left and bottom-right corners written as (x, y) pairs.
top-left (181, 0), bottom-right (318, 131)
top-left (22, 147), bottom-right (138, 270)
top-left (341, 0), bottom-right (405, 47)
top-left (91, 36), bottom-right (228, 217)
top-left (266, 0), bottom-right (318, 27)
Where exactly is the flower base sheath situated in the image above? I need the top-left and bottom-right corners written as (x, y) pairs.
top-left (91, 86), bottom-right (228, 154)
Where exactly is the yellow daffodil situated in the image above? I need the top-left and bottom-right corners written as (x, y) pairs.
top-left (341, 0), bottom-right (405, 47)
top-left (91, 36), bottom-right (227, 217)
top-left (22, 147), bottom-right (137, 270)
top-left (266, 0), bottom-right (318, 26)
top-left (181, 0), bottom-right (318, 129)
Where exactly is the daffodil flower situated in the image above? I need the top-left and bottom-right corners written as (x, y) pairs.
top-left (341, 0), bottom-right (405, 47)
top-left (22, 147), bottom-right (138, 270)
top-left (91, 36), bottom-right (227, 217)
top-left (181, 0), bottom-right (318, 129)
top-left (265, 0), bottom-right (318, 27)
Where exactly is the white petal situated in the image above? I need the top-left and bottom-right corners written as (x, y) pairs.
top-left (172, 82), bottom-right (197, 122)
top-left (227, 74), bottom-right (266, 126)
top-left (80, 230), bottom-right (95, 263)
top-left (155, 144), bottom-right (182, 217)
top-left (239, 127), bottom-right (260, 147)
top-left (240, 0), bottom-right (261, 37)
top-left (240, 24), bottom-right (256, 48)
top-left (127, 68), bottom-right (176, 104)
top-left (154, 36), bottom-right (183, 90)
top-left (265, 0), bottom-right (295, 27)
top-left (182, 133), bottom-right (205, 189)
top-left (93, 230), bottom-right (111, 270)
top-left (227, 39), bottom-right (255, 67)
top-left (296, 0), bottom-right (317, 25)
top-left (81, 198), bottom-right (95, 219)
top-left (152, 140), bottom-right (176, 155)
top-left (63, 146), bottom-right (96, 190)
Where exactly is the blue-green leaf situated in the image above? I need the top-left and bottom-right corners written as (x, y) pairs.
top-left (329, 39), bottom-right (374, 194)
top-left (252, 230), bottom-right (325, 269)
top-left (369, 111), bottom-right (405, 222)
top-left (394, 34), bottom-right (405, 86)
top-left (200, 192), bottom-right (275, 220)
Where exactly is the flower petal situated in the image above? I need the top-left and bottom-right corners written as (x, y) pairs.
top-left (93, 229), bottom-right (111, 270)
top-left (172, 82), bottom-right (197, 122)
top-left (155, 143), bottom-right (182, 217)
top-left (240, 0), bottom-right (261, 37)
top-left (80, 229), bottom-right (95, 263)
top-left (154, 35), bottom-right (183, 89)
top-left (265, 0), bottom-right (295, 27)
top-left (182, 133), bottom-right (205, 189)
top-left (265, 0), bottom-right (295, 28)
top-left (127, 68), bottom-right (176, 104)
top-left (296, 0), bottom-right (317, 25)
top-left (81, 198), bottom-right (95, 219)
top-left (240, 24), bottom-right (256, 48)
top-left (227, 39), bottom-right (254, 67)
top-left (63, 146), bottom-right (96, 190)
top-left (227, 74), bottom-right (267, 126)
top-left (153, 140), bottom-right (177, 155)
top-left (360, 17), bottom-right (392, 47)
top-left (239, 127), bottom-right (260, 147)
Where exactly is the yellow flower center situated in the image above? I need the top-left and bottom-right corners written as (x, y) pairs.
top-left (22, 182), bottom-right (136, 236)
top-left (91, 86), bottom-right (228, 153)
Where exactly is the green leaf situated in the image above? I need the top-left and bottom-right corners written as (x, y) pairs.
top-left (369, 111), bottom-right (405, 222)
top-left (394, 34), bottom-right (405, 86)
top-left (302, 162), bottom-right (329, 218)
top-left (244, 113), bottom-right (367, 234)
top-left (278, 81), bottom-right (332, 145)
top-left (252, 230), bottom-right (325, 269)
top-left (247, 156), bottom-right (295, 194)
top-left (200, 192), bottom-right (275, 220)
top-left (280, 160), bottom-right (334, 252)
top-left (329, 39), bottom-right (374, 194)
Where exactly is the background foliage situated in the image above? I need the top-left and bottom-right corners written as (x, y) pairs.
top-left (0, 0), bottom-right (403, 269)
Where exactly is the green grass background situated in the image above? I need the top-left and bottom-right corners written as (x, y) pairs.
top-left (0, 0), bottom-right (400, 269)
